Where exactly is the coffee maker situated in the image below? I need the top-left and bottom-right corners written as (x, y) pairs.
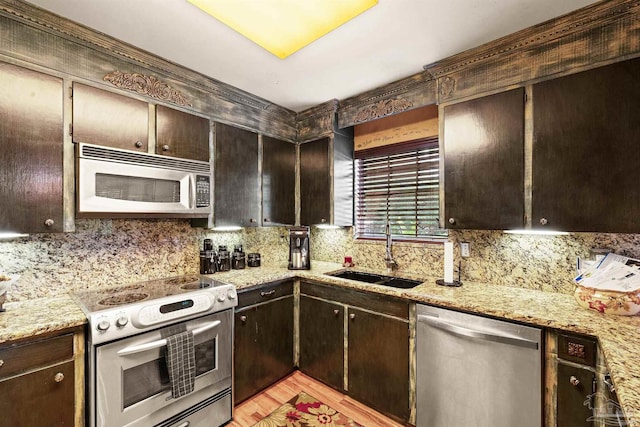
top-left (288, 227), bottom-right (310, 270)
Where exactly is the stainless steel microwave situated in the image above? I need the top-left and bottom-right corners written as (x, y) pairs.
top-left (76, 143), bottom-right (211, 217)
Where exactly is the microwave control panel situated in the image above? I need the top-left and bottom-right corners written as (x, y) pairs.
top-left (195, 175), bottom-right (211, 208)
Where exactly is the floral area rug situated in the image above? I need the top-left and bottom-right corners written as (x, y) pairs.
top-left (251, 391), bottom-right (364, 427)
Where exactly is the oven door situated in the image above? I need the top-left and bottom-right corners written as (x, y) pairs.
top-left (94, 310), bottom-right (232, 427)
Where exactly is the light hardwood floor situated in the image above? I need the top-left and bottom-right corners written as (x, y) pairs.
top-left (228, 370), bottom-right (404, 427)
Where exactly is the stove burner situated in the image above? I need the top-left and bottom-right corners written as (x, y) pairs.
top-left (98, 292), bottom-right (149, 306)
top-left (164, 275), bottom-right (201, 286)
top-left (180, 282), bottom-right (212, 290)
top-left (103, 284), bottom-right (145, 294)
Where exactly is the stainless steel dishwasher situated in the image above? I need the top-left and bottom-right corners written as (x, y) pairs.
top-left (416, 304), bottom-right (542, 427)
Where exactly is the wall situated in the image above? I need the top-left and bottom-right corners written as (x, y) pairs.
top-left (0, 220), bottom-right (289, 301)
top-left (311, 227), bottom-right (640, 295)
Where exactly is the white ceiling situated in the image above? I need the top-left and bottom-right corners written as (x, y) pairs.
top-left (26, 0), bottom-right (597, 112)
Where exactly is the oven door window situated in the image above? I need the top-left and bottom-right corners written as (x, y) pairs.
top-left (96, 174), bottom-right (180, 203)
top-left (122, 340), bottom-right (217, 408)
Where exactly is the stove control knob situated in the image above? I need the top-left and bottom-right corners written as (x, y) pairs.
top-left (116, 315), bottom-right (129, 328)
top-left (217, 294), bottom-right (226, 302)
top-left (227, 290), bottom-right (236, 300)
top-left (96, 319), bottom-right (110, 332)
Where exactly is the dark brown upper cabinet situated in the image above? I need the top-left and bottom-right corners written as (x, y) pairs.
top-left (0, 62), bottom-right (64, 233)
top-left (72, 82), bottom-right (149, 152)
top-left (72, 83), bottom-right (210, 162)
top-left (443, 87), bottom-right (525, 230)
top-left (262, 136), bottom-right (295, 226)
top-left (532, 57), bottom-right (640, 233)
top-left (300, 129), bottom-right (353, 226)
top-left (156, 105), bottom-right (209, 161)
top-left (300, 137), bottom-right (331, 226)
top-left (214, 122), bottom-right (260, 227)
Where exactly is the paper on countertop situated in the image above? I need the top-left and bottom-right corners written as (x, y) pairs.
top-left (575, 253), bottom-right (640, 292)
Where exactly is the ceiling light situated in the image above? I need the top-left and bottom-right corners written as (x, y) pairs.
top-left (212, 226), bottom-right (243, 231)
top-left (187, 0), bottom-right (378, 59)
top-left (504, 229), bottom-right (570, 236)
top-left (314, 224), bottom-right (341, 229)
top-left (0, 232), bottom-right (29, 240)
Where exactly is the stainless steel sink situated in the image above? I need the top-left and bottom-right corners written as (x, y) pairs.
top-left (326, 270), bottom-right (422, 289)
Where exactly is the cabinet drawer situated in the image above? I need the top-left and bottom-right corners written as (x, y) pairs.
top-left (0, 333), bottom-right (74, 379)
top-left (0, 360), bottom-right (74, 425)
top-left (558, 333), bottom-right (597, 367)
top-left (301, 281), bottom-right (408, 320)
top-left (237, 280), bottom-right (293, 308)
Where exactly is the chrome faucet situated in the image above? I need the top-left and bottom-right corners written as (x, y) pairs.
top-left (384, 221), bottom-right (397, 272)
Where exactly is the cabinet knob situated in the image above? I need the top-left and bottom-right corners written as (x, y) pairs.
top-left (249, 218), bottom-right (256, 223)
top-left (569, 376), bottom-right (580, 387)
top-left (162, 144), bottom-right (170, 151)
top-left (44, 218), bottom-right (54, 227)
top-left (240, 315), bottom-right (247, 323)
top-left (263, 218), bottom-right (270, 223)
top-left (539, 218), bottom-right (548, 226)
top-left (134, 141), bottom-right (143, 148)
top-left (320, 218), bottom-right (327, 223)
top-left (54, 372), bottom-right (65, 383)
top-left (333, 309), bottom-right (339, 316)
top-left (349, 313), bottom-right (356, 320)
top-left (448, 218), bottom-right (456, 225)
top-left (0, 359), bottom-right (4, 367)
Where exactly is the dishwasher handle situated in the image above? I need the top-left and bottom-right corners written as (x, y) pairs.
top-left (418, 314), bottom-right (539, 350)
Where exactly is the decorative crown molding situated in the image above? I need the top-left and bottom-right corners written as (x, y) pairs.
top-left (103, 71), bottom-right (191, 107)
top-left (423, 0), bottom-right (639, 78)
top-left (353, 98), bottom-right (414, 123)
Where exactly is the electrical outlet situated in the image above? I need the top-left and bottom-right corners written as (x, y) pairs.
top-left (460, 242), bottom-right (470, 257)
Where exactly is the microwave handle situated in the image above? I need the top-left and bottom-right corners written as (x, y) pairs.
top-left (189, 175), bottom-right (195, 209)
top-left (116, 320), bottom-right (221, 356)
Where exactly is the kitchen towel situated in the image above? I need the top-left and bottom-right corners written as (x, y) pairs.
top-left (165, 330), bottom-right (196, 398)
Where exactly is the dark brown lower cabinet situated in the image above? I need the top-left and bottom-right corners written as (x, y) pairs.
top-left (299, 296), bottom-right (344, 390)
top-left (0, 331), bottom-right (78, 426)
top-left (299, 281), bottom-right (410, 424)
top-left (0, 361), bottom-right (75, 425)
top-left (557, 362), bottom-right (595, 427)
top-left (234, 282), bottom-right (294, 404)
top-left (347, 307), bottom-right (410, 422)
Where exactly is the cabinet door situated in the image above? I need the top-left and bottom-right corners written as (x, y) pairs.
top-left (156, 105), bottom-right (210, 161)
top-left (347, 307), bottom-right (409, 422)
top-left (443, 88), bottom-right (525, 230)
top-left (300, 137), bottom-right (331, 225)
top-left (214, 122), bottom-right (260, 227)
top-left (557, 363), bottom-right (595, 427)
top-left (299, 296), bottom-right (344, 390)
top-left (0, 62), bottom-right (64, 233)
top-left (72, 82), bottom-right (149, 151)
top-left (532, 58), bottom-right (640, 232)
top-left (262, 136), bottom-right (295, 225)
top-left (0, 361), bottom-right (74, 426)
top-left (234, 296), bottom-right (294, 404)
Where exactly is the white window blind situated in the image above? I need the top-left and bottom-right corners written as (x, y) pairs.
top-left (355, 138), bottom-right (447, 239)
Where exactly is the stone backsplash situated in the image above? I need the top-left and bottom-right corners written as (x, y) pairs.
top-left (312, 227), bottom-right (640, 295)
top-left (2, 219), bottom-right (640, 301)
top-left (0, 219), bottom-right (290, 301)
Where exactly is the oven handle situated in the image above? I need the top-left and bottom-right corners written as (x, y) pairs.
top-left (116, 320), bottom-right (221, 356)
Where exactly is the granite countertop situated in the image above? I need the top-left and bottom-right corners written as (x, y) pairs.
top-left (0, 295), bottom-right (86, 344)
top-left (1, 262), bottom-right (638, 425)
top-left (214, 261), bottom-right (640, 425)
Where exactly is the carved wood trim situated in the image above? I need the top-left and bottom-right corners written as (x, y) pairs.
top-left (103, 71), bottom-right (192, 106)
top-left (353, 98), bottom-right (414, 123)
top-left (0, 0), bottom-right (295, 122)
